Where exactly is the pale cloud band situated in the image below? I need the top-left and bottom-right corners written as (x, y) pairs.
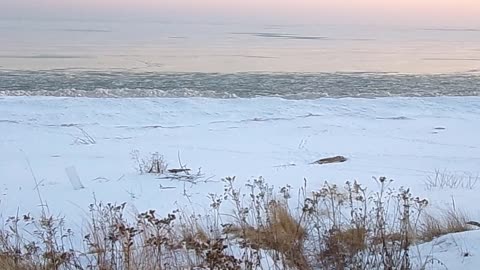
top-left (1, 0), bottom-right (479, 26)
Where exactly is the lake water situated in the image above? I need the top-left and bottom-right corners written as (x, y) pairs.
top-left (1, 19), bottom-right (479, 98)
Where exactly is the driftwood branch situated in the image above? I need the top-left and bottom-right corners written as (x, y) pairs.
top-left (311, 155), bottom-right (348, 165)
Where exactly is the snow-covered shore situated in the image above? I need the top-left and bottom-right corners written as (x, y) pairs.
top-left (1, 96), bottom-right (479, 216)
top-left (1, 96), bottom-right (480, 268)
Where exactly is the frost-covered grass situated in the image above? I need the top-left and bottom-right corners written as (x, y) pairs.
top-left (424, 169), bottom-right (479, 190)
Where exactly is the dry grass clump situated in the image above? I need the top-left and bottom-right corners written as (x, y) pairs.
top-left (319, 226), bottom-right (367, 266)
top-left (295, 177), bottom-right (429, 269)
top-left (0, 213), bottom-right (79, 270)
top-left (221, 177), bottom-right (431, 269)
top-left (0, 175), bottom-right (474, 270)
top-left (226, 201), bottom-right (308, 269)
top-left (419, 203), bottom-right (471, 242)
top-left (131, 150), bottom-right (168, 175)
top-left (0, 255), bottom-right (37, 270)
top-left (0, 199), bottom-right (242, 270)
top-left (83, 201), bottom-right (244, 270)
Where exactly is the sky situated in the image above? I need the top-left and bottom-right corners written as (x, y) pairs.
top-left (1, 0), bottom-right (480, 26)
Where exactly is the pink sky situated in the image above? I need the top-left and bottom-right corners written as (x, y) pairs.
top-left (2, 0), bottom-right (480, 26)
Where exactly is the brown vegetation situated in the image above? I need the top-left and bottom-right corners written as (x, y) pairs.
top-left (419, 203), bottom-right (471, 242)
top-left (0, 176), bottom-right (472, 270)
top-left (226, 201), bottom-right (308, 269)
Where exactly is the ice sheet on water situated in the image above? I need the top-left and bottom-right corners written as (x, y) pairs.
top-left (0, 70), bottom-right (479, 98)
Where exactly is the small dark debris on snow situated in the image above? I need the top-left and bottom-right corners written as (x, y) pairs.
top-left (168, 168), bottom-right (191, 174)
top-left (467, 221), bottom-right (480, 228)
top-left (312, 156), bottom-right (348, 165)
